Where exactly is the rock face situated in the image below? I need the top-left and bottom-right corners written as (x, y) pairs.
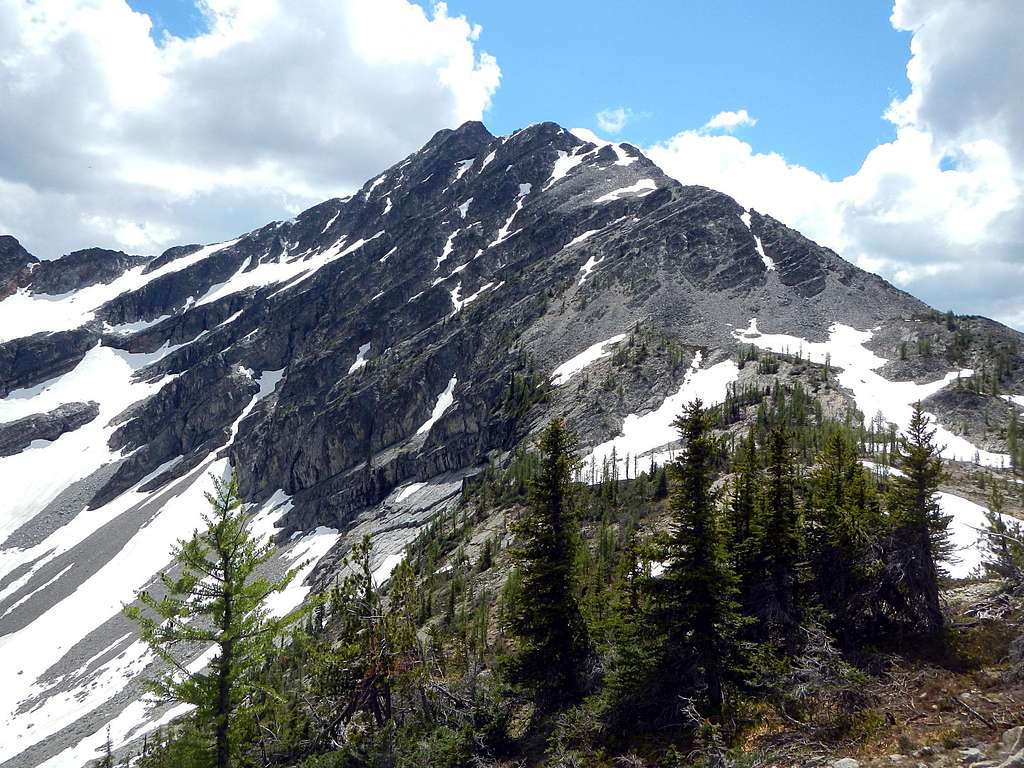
top-left (0, 119), bottom-right (1022, 768)
top-left (30, 248), bottom-right (147, 295)
top-left (0, 235), bottom-right (37, 300)
top-left (0, 402), bottom-right (99, 457)
top-left (0, 328), bottom-right (98, 398)
top-left (0, 119), bottom-right (1012, 536)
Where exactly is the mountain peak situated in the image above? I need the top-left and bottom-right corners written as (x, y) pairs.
top-left (1, 117), bottom-right (1021, 768)
top-left (0, 234), bottom-right (38, 300)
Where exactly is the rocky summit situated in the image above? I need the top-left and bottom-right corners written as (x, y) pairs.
top-left (0, 121), bottom-right (1022, 768)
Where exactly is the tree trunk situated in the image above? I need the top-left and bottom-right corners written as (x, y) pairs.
top-left (217, 588), bottom-right (234, 768)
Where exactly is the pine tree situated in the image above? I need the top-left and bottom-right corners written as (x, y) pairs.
top-left (887, 403), bottom-right (947, 639)
top-left (101, 725), bottom-right (113, 768)
top-left (503, 419), bottom-right (590, 707)
top-left (125, 473), bottom-right (307, 768)
top-left (1009, 407), bottom-right (1019, 475)
top-left (654, 399), bottom-right (744, 719)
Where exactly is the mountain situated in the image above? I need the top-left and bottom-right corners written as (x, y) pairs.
top-left (0, 120), bottom-right (1021, 768)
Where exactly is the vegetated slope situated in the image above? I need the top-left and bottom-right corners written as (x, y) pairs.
top-left (0, 120), bottom-right (1021, 768)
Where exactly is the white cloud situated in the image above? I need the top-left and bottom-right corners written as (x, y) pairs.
top-left (0, 0), bottom-right (500, 258)
top-left (596, 107), bottom-right (632, 134)
top-left (646, 0), bottom-right (1023, 330)
top-left (703, 109), bottom-right (757, 133)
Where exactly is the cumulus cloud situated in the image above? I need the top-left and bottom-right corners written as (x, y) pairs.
top-left (703, 109), bottom-right (757, 133)
top-left (0, 0), bottom-right (500, 258)
top-left (596, 107), bottom-right (633, 134)
top-left (647, 0), bottom-right (1023, 330)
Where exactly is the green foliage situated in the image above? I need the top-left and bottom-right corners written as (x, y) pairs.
top-left (981, 484), bottom-right (1024, 585)
top-left (652, 399), bottom-right (745, 720)
top-left (887, 402), bottom-right (947, 637)
top-left (129, 379), bottom-right (1002, 767)
top-left (125, 472), bottom-right (307, 767)
top-left (502, 419), bottom-right (591, 708)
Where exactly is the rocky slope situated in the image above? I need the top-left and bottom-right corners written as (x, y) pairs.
top-left (0, 120), bottom-right (1021, 768)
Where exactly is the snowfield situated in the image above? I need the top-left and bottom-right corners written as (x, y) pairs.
top-left (0, 239), bottom-right (241, 344)
top-left (584, 352), bottom-right (739, 478)
top-left (734, 320), bottom-right (1011, 468)
top-left (0, 344), bottom-right (174, 540)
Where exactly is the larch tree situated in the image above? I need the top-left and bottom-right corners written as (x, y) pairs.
top-left (125, 473), bottom-right (307, 768)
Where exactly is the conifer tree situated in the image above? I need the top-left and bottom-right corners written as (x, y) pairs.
top-left (602, 533), bottom-right (659, 727)
top-left (755, 425), bottom-right (802, 649)
top-left (655, 399), bottom-right (743, 719)
top-left (805, 431), bottom-right (880, 646)
top-left (125, 473), bottom-right (306, 768)
top-left (982, 485), bottom-right (1024, 585)
top-left (503, 419), bottom-right (590, 707)
top-left (728, 430), bottom-right (760, 574)
top-left (887, 403), bottom-right (947, 638)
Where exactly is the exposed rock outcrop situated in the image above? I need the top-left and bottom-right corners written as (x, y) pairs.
top-left (0, 401), bottom-right (99, 457)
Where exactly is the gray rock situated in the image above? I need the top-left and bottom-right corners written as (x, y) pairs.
top-left (832, 759), bottom-right (860, 768)
top-left (0, 234), bottom-right (37, 300)
top-left (960, 747), bottom-right (986, 764)
top-left (29, 247), bottom-right (147, 295)
top-left (0, 401), bottom-right (99, 457)
top-left (1003, 726), bottom-right (1023, 753)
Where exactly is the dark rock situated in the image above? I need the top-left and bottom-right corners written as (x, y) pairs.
top-left (89, 357), bottom-right (259, 508)
top-left (0, 328), bottom-right (98, 398)
top-left (923, 386), bottom-right (1016, 452)
top-left (0, 235), bottom-right (38, 300)
top-left (0, 401), bottom-right (99, 456)
top-left (30, 248), bottom-right (147, 295)
top-left (0, 118), bottom-right (1015, 540)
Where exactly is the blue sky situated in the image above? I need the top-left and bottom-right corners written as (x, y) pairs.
top-left (128, 0), bottom-right (911, 180)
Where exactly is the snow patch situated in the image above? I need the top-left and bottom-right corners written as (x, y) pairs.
top-left (0, 344), bottom-right (174, 540)
top-left (320, 209), bottom-right (341, 234)
top-left (584, 353), bottom-right (740, 478)
top-left (733, 320), bottom-right (1010, 467)
top-left (938, 492), bottom-right (993, 579)
top-left (611, 144), bottom-right (638, 166)
top-left (416, 377), bottom-right (457, 436)
top-left (263, 526), bottom-right (341, 618)
top-left (0, 238), bottom-right (240, 344)
top-left (438, 229), bottom-right (460, 269)
top-left (488, 184), bottom-right (532, 248)
top-left (372, 552), bottom-right (405, 587)
top-left (395, 482), bottom-right (426, 503)
top-left (348, 343), bottom-right (371, 374)
top-left (550, 334), bottom-right (627, 386)
top-left (364, 174), bottom-right (386, 200)
top-left (594, 179), bottom-right (657, 203)
top-left (454, 158), bottom-right (475, 180)
top-left (544, 147), bottom-right (585, 190)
